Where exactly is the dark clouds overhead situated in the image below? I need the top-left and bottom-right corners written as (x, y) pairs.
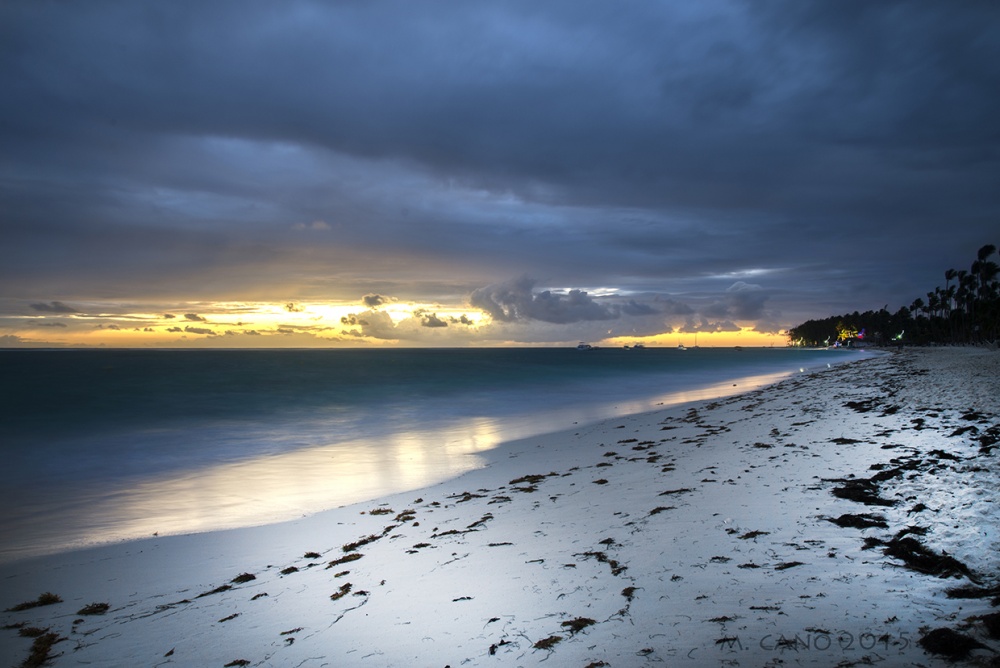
top-left (1, 0), bottom-right (998, 340)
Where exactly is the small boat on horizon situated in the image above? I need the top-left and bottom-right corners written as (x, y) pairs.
top-left (576, 342), bottom-right (593, 351)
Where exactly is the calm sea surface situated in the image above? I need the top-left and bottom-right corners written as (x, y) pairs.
top-left (0, 347), bottom-right (864, 561)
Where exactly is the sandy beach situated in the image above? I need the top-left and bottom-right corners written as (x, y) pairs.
top-left (2, 347), bottom-right (999, 667)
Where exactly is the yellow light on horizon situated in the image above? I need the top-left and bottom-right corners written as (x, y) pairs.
top-left (605, 328), bottom-right (786, 348)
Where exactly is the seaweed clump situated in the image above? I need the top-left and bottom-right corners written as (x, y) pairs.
top-left (76, 602), bottom-right (110, 615)
top-left (560, 617), bottom-right (596, 634)
top-left (6, 593), bottom-right (62, 612)
top-left (21, 631), bottom-right (61, 668)
top-left (918, 627), bottom-right (988, 660)
top-left (830, 478), bottom-right (895, 506)
top-left (883, 537), bottom-right (977, 580)
top-left (827, 513), bottom-right (888, 529)
top-left (533, 635), bottom-right (562, 650)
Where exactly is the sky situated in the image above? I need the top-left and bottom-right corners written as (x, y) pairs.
top-left (1, 1), bottom-right (998, 348)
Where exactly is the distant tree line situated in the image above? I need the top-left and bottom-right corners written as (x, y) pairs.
top-left (788, 244), bottom-right (1000, 347)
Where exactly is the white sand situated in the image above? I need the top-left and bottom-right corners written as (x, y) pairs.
top-left (2, 347), bottom-right (999, 667)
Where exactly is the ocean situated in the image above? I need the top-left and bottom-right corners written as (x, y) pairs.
top-left (0, 347), bottom-right (865, 562)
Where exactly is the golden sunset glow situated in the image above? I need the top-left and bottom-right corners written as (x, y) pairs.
top-left (606, 327), bottom-right (787, 349)
top-left (11, 300), bottom-right (788, 348)
top-left (8, 299), bottom-right (500, 348)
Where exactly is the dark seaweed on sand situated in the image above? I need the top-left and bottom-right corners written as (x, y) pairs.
top-left (774, 561), bottom-right (805, 570)
top-left (560, 617), bottom-right (596, 634)
top-left (947, 583), bottom-right (1000, 601)
top-left (918, 627), bottom-right (989, 660)
top-left (6, 593), bottom-right (62, 612)
top-left (738, 530), bottom-right (769, 540)
top-left (830, 478), bottom-right (896, 506)
top-left (76, 602), bottom-right (110, 615)
top-left (845, 399), bottom-right (880, 413)
top-left (196, 584), bottom-right (232, 598)
top-left (533, 635), bottom-right (562, 650)
top-left (576, 550), bottom-right (627, 576)
top-left (330, 583), bottom-right (353, 601)
top-left (827, 513), bottom-right (888, 529)
top-left (20, 631), bottom-right (61, 668)
top-left (326, 553), bottom-right (363, 569)
top-left (883, 537), bottom-right (977, 581)
top-left (342, 533), bottom-right (383, 552)
top-left (979, 612), bottom-right (1000, 640)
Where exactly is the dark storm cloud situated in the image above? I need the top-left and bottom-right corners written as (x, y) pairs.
top-left (2, 0), bottom-right (998, 329)
top-left (470, 277), bottom-right (618, 324)
top-left (29, 302), bottom-right (78, 314)
top-left (620, 300), bottom-right (659, 317)
top-left (702, 282), bottom-right (772, 321)
top-left (681, 318), bottom-right (742, 334)
top-left (652, 298), bottom-right (696, 317)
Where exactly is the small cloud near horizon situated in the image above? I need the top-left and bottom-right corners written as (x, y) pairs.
top-left (30, 301), bottom-right (77, 313)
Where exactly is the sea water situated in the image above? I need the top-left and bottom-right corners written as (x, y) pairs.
top-left (0, 347), bottom-right (865, 561)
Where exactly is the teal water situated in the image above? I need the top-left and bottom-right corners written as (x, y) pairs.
top-left (0, 347), bottom-right (864, 561)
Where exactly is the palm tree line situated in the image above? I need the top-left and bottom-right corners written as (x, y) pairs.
top-left (788, 244), bottom-right (999, 347)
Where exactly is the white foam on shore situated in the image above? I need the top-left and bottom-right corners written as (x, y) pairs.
top-left (2, 347), bottom-right (997, 667)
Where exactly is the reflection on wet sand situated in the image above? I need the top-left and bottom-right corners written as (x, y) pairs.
top-left (2, 369), bottom-right (798, 562)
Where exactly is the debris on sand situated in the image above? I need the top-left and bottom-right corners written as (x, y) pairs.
top-left (6, 593), bottom-right (62, 612)
top-left (829, 477), bottom-right (896, 506)
top-left (883, 537), bottom-right (977, 581)
top-left (76, 602), bottom-right (110, 615)
top-left (826, 513), bottom-right (888, 529)
top-left (917, 627), bottom-right (989, 660)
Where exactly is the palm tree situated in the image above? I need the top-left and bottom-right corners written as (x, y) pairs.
top-left (927, 291), bottom-right (941, 319)
top-left (944, 284), bottom-right (957, 338)
top-left (944, 268), bottom-right (957, 312)
top-left (958, 271), bottom-right (975, 341)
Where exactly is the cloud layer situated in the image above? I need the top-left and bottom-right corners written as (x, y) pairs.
top-left (2, 1), bottom-right (997, 344)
